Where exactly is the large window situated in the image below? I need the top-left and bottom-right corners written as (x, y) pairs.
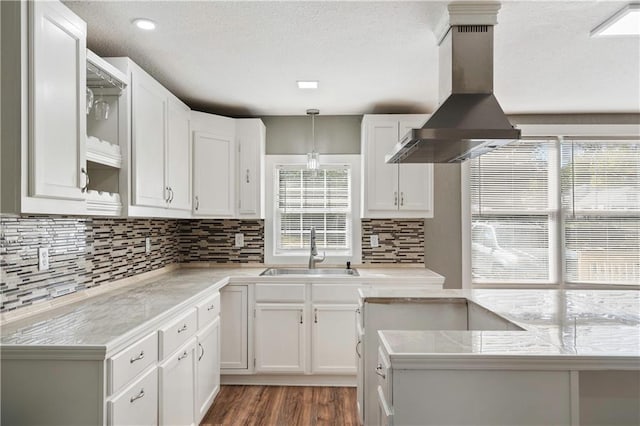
top-left (275, 165), bottom-right (352, 254)
top-left (469, 138), bottom-right (639, 286)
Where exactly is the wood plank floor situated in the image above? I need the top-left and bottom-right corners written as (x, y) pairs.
top-left (201, 385), bottom-right (359, 426)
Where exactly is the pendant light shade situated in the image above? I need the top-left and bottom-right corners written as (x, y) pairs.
top-left (306, 109), bottom-right (320, 170)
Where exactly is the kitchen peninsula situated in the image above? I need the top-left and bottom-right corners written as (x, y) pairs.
top-left (359, 288), bottom-right (640, 426)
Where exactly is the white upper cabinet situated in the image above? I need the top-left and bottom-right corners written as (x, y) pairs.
top-left (131, 64), bottom-right (167, 208)
top-left (166, 97), bottom-right (192, 211)
top-left (236, 119), bottom-right (266, 219)
top-left (191, 112), bottom-right (236, 218)
top-left (107, 58), bottom-right (193, 217)
top-left (361, 114), bottom-right (434, 218)
top-left (29, 0), bottom-right (87, 203)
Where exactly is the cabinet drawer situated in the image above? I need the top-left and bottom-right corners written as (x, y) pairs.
top-left (159, 308), bottom-right (197, 358)
top-left (108, 332), bottom-right (158, 395)
top-left (108, 366), bottom-right (158, 426)
top-left (255, 283), bottom-right (305, 302)
top-left (197, 292), bottom-right (220, 327)
top-left (312, 284), bottom-right (361, 303)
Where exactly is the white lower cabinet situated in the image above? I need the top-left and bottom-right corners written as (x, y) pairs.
top-left (220, 285), bottom-right (249, 370)
top-left (196, 317), bottom-right (221, 422)
top-left (159, 338), bottom-right (197, 426)
top-left (255, 303), bottom-right (306, 373)
top-left (108, 366), bottom-right (158, 426)
top-left (311, 304), bottom-right (358, 374)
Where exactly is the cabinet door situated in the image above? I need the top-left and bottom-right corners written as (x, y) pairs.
top-left (29, 0), bottom-right (86, 201)
top-left (159, 338), bottom-right (196, 426)
top-left (364, 119), bottom-right (400, 212)
top-left (236, 119), bottom-right (265, 218)
top-left (131, 68), bottom-right (167, 208)
top-left (166, 97), bottom-right (191, 211)
top-left (397, 118), bottom-right (434, 215)
top-left (220, 286), bottom-right (248, 370)
top-left (192, 131), bottom-right (235, 216)
top-left (311, 304), bottom-right (358, 374)
top-left (255, 303), bottom-right (306, 373)
top-left (196, 318), bottom-right (220, 423)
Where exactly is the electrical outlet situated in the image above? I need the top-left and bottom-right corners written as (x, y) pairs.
top-left (145, 237), bottom-right (151, 254)
top-left (235, 233), bottom-right (245, 248)
top-left (370, 235), bottom-right (379, 248)
top-left (38, 247), bottom-right (50, 271)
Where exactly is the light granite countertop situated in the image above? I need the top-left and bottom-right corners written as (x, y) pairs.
top-left (0, 265), bottom-right (444, 353)
top-left (361, 288), bottom-right (640, 366)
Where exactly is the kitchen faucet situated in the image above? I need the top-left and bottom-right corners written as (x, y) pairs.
top-left (308, 226), bottom-right (325, 269)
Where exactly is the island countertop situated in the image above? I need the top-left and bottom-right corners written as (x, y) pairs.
top-left (360, 288), bottom-right (640, 367)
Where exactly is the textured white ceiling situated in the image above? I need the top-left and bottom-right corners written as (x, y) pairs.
top-left (64, 1), bottom-right (640, 117)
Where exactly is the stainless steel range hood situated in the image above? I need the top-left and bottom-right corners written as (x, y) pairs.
top-left (386, 7), bottom-right (521, 164)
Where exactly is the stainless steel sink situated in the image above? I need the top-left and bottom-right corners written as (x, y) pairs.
top-left (260, 268), bottom-right (359, 277)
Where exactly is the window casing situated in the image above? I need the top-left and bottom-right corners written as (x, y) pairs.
top-left (468, 137), bottom-right (640, 287)
top-left (264, 154), bottom-right (362, 265)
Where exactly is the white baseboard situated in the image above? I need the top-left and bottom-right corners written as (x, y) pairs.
top-left (221, 374), bottom-right (356, 387)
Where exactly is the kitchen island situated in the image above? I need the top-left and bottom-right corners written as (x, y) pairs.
top-left (358, 288), bottom-right (640, 426)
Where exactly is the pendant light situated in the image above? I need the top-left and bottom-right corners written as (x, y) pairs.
top-left (306, 109), bottom-right (320, 170)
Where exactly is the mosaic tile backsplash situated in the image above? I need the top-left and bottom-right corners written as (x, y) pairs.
top-left (0, 217), bottom-right (264, 313)
top-left (178, 220), bottom-right (264, 263)
top-left (1, 216), bottom-right (424, 313)
top-left (361, 219), bottom-right (425, 264)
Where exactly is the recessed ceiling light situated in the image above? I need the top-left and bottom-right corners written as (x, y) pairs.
top-left (132, 18), bottom-right (156, 31)
top-left (297, 81), bottom-right (319, 89)
top-left (591, 3), bottom-right (640, 37)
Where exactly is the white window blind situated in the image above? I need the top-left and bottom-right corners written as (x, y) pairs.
top-left (276, 166), bottom-right (351, 252)
top-left (561, 140), bottom-right (640, 285)
top-left (470, 138), bottom-right (640, 286)
top-left (470, 141), bottom-right (555, 283)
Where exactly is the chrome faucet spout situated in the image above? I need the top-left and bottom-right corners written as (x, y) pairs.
top-left (308, 226), bottom-right (325, 269)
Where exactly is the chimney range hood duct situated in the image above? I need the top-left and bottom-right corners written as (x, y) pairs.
top-left (386, 6), bottom-right (521, 164)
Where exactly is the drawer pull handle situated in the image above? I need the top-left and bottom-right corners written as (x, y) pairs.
top-left (356, 339), bottom-right (362, 359)
top-left (178, 351), bottom-right (188, 361)
top-left (130, 388), bottom-right (145, 403)
top-left (375, 363), bottom-right (386, 379)
top-left (177, 324), bottom-right (188, 333)
top-left (198, 342), bottom-right (205, 361)
top-left (314, 309), bottom-right (318, 324)
top-left (207, 304), bottom-right (215, 311)
top-left (129, 351), bottom-right (145, 363)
